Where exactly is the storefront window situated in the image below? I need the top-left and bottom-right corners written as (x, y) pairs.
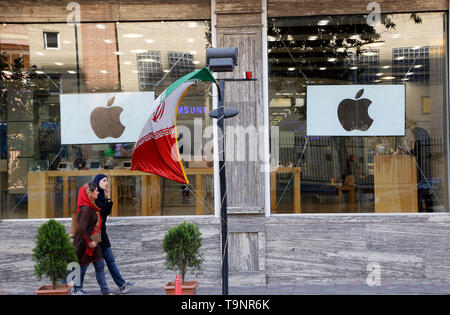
top-left (0, 21), bottom-right (213, 219)
top-left (268, 12), bottom-right (448, 214)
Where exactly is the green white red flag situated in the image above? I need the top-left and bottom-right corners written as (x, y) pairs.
top-left (131, 67), bottom-right (216, 184)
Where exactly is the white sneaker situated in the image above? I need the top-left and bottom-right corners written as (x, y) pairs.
top-left (119, 282), bottom-right (135, 294)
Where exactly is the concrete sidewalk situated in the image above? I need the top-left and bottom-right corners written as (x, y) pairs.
top-left (6, 282), bottom-right (449, 295)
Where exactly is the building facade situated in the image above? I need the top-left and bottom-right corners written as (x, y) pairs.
top-left (0, 0), bottom-right (449, 292)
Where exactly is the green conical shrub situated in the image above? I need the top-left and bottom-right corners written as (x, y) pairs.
top-left (32, 219), bottom-right (78, 289)
top-left (162, 222), bottom-right (204, 285)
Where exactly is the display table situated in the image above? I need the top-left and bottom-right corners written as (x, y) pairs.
top-left (27, 168), bottom-right (214, 219)
top-left (270, 167), bottom-right (301, 213)
top-left (374, 155), bottom-right (418, 213)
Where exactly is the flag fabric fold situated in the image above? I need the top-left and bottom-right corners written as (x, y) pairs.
top-left (131, 67), bottom-right (216, 184)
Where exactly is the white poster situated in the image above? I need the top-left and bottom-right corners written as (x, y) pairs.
top-left (60, 92), bottom-right (155, 144)
top-left (307, 85), bottom-right (405, 136)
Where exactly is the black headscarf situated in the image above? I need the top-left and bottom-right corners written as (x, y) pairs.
top-left (93, 174), bottom-right (108, 203)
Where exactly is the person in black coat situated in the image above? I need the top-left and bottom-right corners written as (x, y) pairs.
top-left (93, 174), bottom-right (134, 293)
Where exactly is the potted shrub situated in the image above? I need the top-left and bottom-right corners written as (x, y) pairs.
top-left (32, 219), bottom-right (78, 295)
top-left (162, 222), bottom-right (204, 295)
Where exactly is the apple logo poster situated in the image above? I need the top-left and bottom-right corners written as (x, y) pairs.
top-left (60, 92), bottom-right (155, 144)
top-left (307, 85), bottom-right (405, 136)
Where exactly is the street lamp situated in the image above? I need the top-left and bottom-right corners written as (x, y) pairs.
top-left (206, 47), bottom-right (239, 295)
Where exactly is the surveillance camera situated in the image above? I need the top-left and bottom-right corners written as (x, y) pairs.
top-left (206, 48), bottom-right (238, 72)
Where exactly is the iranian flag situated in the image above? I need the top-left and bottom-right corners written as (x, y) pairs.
top-left (131, 67), bottom-right (216, 184)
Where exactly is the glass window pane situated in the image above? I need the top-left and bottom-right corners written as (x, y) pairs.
top-left (268, 12), bottom-right (448, 214)
top-left (0, 21), bottom-right (213, 219)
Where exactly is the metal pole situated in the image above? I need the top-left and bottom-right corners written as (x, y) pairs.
top-left (217, 79), bottom-right (228, 295)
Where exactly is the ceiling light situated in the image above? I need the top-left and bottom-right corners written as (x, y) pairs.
top-left (382, 65), bottom-right (391, 69)
top-left (67, 71), bottom-right (76, 74)
top-left (187, 38), bottom-right (195, 43)
top-left (35, 71), bottom-right (45, 74)
top-left (193, 61), bottom-right (200, 64)
top-left (412, 46), bottom-right (421, 50)
top-left (104, 39), bottom-right (113, 44)
top-left (327, 57), bottom-right (336, 62)
top-left (187, 22), bottom-right (198, 28)
top-left (395, 56), bottom-right (405, 60)
top-left (401, 78), bottom-right (409, 81)
top-left (36, 52), bottom-right (45, 56)
top-left (350, 66), bottom-right (358, 70)
top-left (413, 64), bottom-right (423, 68)
top-left (131, 49), bottom-right (147, 54)
top-left (317, 19), bottom-right (329, 26)
top-left (139, 58), bottom-right (156, 62)
top-left (189, 51), bottom-right (197, 55)
top-left (361, 51), bottom-right (377, 56)
top-left (374, 79), bottom-right (381, 83)
top-left (114, 51), bottom-right (123, 55)
top-left (100, 70), bottom-right (108, 74)
top-left (349, 35), bottom-right (360, 40)
top-left (336, 48), bottom-right (345, 53)
top-left (382, 76), bottom-right (396, 80)
top-left (376, 73), bottom-right (384, 76)
top-left (288, 67), bottom-right (295, 71)
top-left (145, 39), bottom-right (154, 44)
top-left (392, 34), bottom-right (401, 38)
top-left (319, 67), bottom-right (327, 70)
top-left (96, 24), bottom-right (106, 29)
top-left (124, 61), bottom-right (132, 65)
top-left (308, 36), bottom-right (318, 41)
top-left (123, 33), bottom-right (143, 38)
top-left (55, 62), bottom-right (64, 66)
top-left (406, 72), bottom-right (414, 76)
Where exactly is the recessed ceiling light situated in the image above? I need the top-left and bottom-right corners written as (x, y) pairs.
top-left (382, 76), bottom-right (396, 80)
top-left (123, 33), bottom-right (143, 38)
top-left (319, 67), bottom-right (327, 70)
top-left (350, 66), bottom-right (358, 70)
top-left (288, 67), bottom-right (295, 71)
top-left (413, 64), bottom-right (423, 68)
top-left (139, 58), bottom-right (156, 62)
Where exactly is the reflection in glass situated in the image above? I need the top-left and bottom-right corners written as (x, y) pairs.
top-left (268, 12), bottom-right (447, 214)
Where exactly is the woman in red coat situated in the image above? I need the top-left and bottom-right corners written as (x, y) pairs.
top-left (72, 182), bottom-right (111, 295)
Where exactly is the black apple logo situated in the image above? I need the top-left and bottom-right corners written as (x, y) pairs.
top-left (90, 96), bottom-right (126, 139)
top-left (337, 89), bottom-right (373, 132)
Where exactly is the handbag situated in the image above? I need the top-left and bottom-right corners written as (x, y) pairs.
top-left (90, 233), bottom-right (102, 243)
top-left (69, 212), bottom-right (78, 238)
